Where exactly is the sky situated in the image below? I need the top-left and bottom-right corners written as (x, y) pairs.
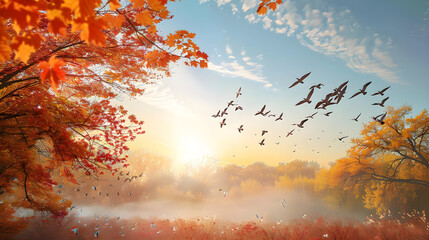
top-left (121, 0), bottom-right (429, 171)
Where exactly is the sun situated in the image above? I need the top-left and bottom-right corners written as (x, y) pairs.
top-left (176, 138), bottom-right (212, 168)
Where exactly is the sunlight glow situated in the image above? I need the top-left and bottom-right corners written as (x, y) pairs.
top-left (176, 138), bottom-right (212, 168)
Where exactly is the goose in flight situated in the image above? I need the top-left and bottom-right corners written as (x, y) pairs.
top-left (238, 125), bottom-right (244, 133)
top-left (324, 111), bottom-right (333, 116)
top-left (372, 97), bottom-right (389, 107)
top-left (211, 110), bottom-right (220, 118)
top-left (262, 110), bottom-right (271, 117)
top-left (286, 129), bottom-right (294, 137)
top-left (333, 81), bottom-right (349, 95)
top-left (372, 86), bottom-right (390, 96)
top-left (293, 119), bottom-right (308, 128)
top-left (227, 101), bottom-right (236, 108)
top-left (255, 105), bottom-right (267, 116)
top-left (309, 83), bottom-right (324, 90)
top-left (306, 112), bottom-right (318, 119)
top-left (262, 130), bottom-right (268, 136)
top-left (221, 108), bottom-right (228, 117)
top-left (296, 88), bottom-right (315, 106)
top-left (372, 112), bottom-right (387, 124)
top-left (275, 113), bottom-right (283, 121)
top-left (259, 139), bottom-right (265, 146)
top-left (289, 72), bottom-right (311, 88)
top-left (352, 113), bottom-right (361, 122)
top-left (236, 87), bottom-right (242, 98)
top-left (338, 136), bottom-right (348, 141)
top-left (349, 81), bottom-right (372, 99)
top-left (220, 118), bottom-right (226, 128)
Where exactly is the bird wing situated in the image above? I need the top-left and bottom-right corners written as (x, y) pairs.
top-left (306, 88), bottom-right (315, 100)
top-left (362, 81), bottom-right (372, 91)
top-left (349, 91), bottom-right (361, 99)
top-left (296, 99), bottom-right (307, 106)
top-left (289, 80), bottom-right (300, 88)
top-left (300, 72), bottom-right (311, 80)
top-left (300, 119), bottom-right (309, 125)
top-left (381, 86), bottom-right (390, 93)
top-left (381, 97), bottom-right (389, 105)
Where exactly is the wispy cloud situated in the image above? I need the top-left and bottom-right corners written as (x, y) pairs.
top-left (140, 83), bottom-right (195, 117)
top-left (207, 44), bottom-right (274, 88)
top-left (202, 0), bottom-right (400, 83)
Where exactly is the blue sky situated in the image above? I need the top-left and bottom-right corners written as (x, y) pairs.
top-left (123, 0), bottom-right (429, 170)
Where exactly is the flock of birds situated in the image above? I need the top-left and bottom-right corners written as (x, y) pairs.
top-left (212, 72), bottom-right (390, 147)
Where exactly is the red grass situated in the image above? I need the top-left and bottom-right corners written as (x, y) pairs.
top-left (14, 212), bottom-right (428, 240)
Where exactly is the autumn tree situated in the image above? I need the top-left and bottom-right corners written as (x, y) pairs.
top-left (327, 106), bottom-right (429, 213)
top-left (0, 0), bottom-right (208, 234)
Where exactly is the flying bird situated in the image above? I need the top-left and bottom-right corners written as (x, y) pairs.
top-left (309, 83), bottom-right (324, 90)
top-left (236, 87), bottom-right (242, 98)
top-left (349, 81), bottom-right (372, 99)
top-left (372, 86), bottom-right (390, 96)
top-left (255, 105), bottom-right (267, 116)
top-left (220, 118), bottom-right (226, 128)
top-left (227, 101), bottom-right (236, 107)
top-left (212, 110), bottom-right (220, 118)
top-left (293, 119), bottom-right (308, 128)
top-left (286, 129), bottom-right (294, 137)
top-left (238, 125), bottom-right (244, 133)
top-left (262, 110), bottom-right (271, 117)
top-left (372, 112), bottom-right (387, 124)
top-left (275, 113), bottom-right (283, 121)
top-left (324, 111), bottom-right (333, 116)
top-left (259, 139), bottom-right (265, 146)
top-left (333, 81), bottom-right (349, 95)
top-left (235, 106), bottom-right (243, 111)
top-left (296, 88), bottom-right (315, 106)
top-left (338, 136), bottom-right (348, 141)
top-left (306, 112), bottom-right (318, 119)
top-left (352, 113), bottom-right (361, 122)
top-left (289, 72), bottom-right (311, 88)
top-left (262, 130), bottom-right (268, 136)
top-left (372, 97), bottom-right (389, 107)
top-left (221, 108), bottom-right (228, 117)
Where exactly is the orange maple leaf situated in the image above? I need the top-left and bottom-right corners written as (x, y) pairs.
top-left (38, 56), bottom-right (66, 92)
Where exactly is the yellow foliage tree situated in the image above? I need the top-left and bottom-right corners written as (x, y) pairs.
top-left (328, 106), bottom-right (429, 213)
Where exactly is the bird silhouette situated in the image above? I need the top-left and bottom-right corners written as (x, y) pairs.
top-left (221, 108), bottom-right (228, 117)
top-left (262, 130), bottom-right (268, 136)
top-left (259, 139), bottom-right (265, 146)
top-left (286, 129), bottom-right (294, 137)
top-left (296, 88), bottom-right (315, 106)
top-left (372, 86), bottom-right (390, 96)
top-left (236, 87), bottom-right (242, 98)
top-left (289, 72), bottom-right (311, 88)
top-left (275, 113), bottom-right (283, 121)
top-left (262, 110), bottom-right (271, 117)
top-left (293, 119), bottom-right (308, 128)
top-left (238, 125), bottom-right (244, 133)
top-left (235, 106), bottom-right (243, 111)
top-left (227, 101), bottom-right (236, 107)
top-left (309, 83), bottom-right (324, 90)
top-left (220, 118), bottom-right (226, 128)
top-left (372, 112), bottom-right (387, 124)
top-left (255, 105), bottom-right (267, 116)
top-left (352, 113), bottom-right (361, 122)
top-left (306, 112), bottom-right (318, 119)
top-left (338, 136), bottom-right (348, 141)
top-left (212, 110), bottom-right (220, 118)
top-left (349, 81), bottom-right (372, 99)
top-left (372, 97), bottom-right (389, 107)
top-left (324, 111), bottom-right (333, 116)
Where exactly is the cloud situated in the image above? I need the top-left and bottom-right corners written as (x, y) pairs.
top-left (225, 44), bottom-right (233, 55)
top-left (207, 0), bottom-right (400, 83)
top-left (208, 44), bottom-right (273, 87)
top-left (217, 0), bottom-right (231, 7)
top-left (140, 84), bottom-right (195, 117)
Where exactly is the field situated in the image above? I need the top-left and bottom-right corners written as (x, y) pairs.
top-left (15, 211), bottom-right (428, 240)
